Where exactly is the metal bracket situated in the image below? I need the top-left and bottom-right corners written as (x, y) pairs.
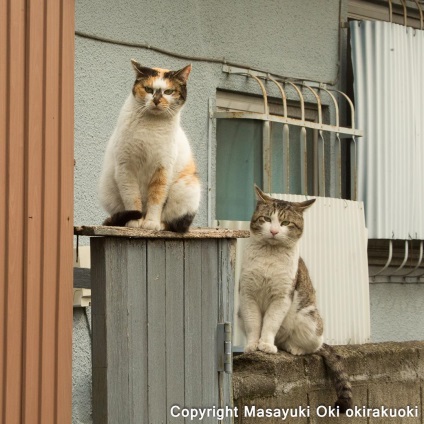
top-left (217, 322), bottom-right (232, 374)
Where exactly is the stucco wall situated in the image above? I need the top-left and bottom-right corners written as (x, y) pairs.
top-left (74, 0), bottom-right (344, 235)
top-left (73, 308), bottom-right (92, 424)
top-left (370, 284), bottom-right (424, 343)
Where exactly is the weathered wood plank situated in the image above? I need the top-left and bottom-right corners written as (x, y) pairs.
top-left (146, 240), bottom-right (167, 423)
top-left (90, 238), bottom-right (107, 424)
top-left (90, 235), bottom-right (240, 423)
top-left (165, 241), bottom-right (185, 423)
top-left (73, 267), bottom-right (91, 288)
top-left (104, 239), bottom-right (130, 424)
top-left (184, 240), bottom-right (203, 419)
top-left (74, 225), bottom-right (249, 240)
top-left (201, 240), bottom-right (219, 423)
top-left (218, 239), bottom-right (237, 423)
top-left (126, 240), bottom-right (148, 424)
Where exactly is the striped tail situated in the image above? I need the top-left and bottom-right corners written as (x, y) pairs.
top-left (318, 343), bottom-right (353, 413)
top-left (102, 210), bottom-right (143, 227)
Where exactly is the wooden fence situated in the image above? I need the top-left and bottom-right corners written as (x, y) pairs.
top-left (0, 0), bottom-right (74, 422)
top-left (74, 226), bottom-right (249, 424)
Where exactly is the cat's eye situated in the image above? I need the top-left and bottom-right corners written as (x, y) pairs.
top-left (144, 86), bottom-right (154, 94)
top-left (261, 216), bottom-right (271, 222)
top-left (164, 89), bottom-right (174, 95)
top-left (281, 220), bottom-right (290, 226)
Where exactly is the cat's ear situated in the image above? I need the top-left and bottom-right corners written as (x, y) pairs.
top-left (254, 184), bottom-right (273, 202)
top-left (131, 59), bottom-right (155, 78)
top-left (294, 198), bottom-right (316, 211)
top-left (172, 64), bottom-right (192, 83)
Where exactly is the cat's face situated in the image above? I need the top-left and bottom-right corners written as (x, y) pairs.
top-left (250, 186), bottom-right (315, 246)
top-left (131, 60), bottom-right (191, 116)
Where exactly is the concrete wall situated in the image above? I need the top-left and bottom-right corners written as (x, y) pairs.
top-left (74, 0), bottom-right (344, 235)
top-left (370, 284), bottom-right (424, 343)
top-left (73, 308), bottom-right (92, 424)
top-left (233, 341), bottom-right (424, 423)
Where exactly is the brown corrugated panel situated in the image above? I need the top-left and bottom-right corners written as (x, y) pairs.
top-left (0, 0), bottom-right (74, 423)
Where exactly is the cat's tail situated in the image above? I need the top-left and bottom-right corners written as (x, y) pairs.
top-left (102, 210), bottom-right (143, 227)
top-left (317, 343), bottom-right (353, 413)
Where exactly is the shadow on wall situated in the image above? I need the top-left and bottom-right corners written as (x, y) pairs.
top-left (73, 307), bottom-right (92, 424)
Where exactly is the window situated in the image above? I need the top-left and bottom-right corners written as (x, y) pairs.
top-left (215, 90), bottom-right (320, 221)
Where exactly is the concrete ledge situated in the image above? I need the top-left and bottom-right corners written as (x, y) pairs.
top-left (233, 341), bottom-right (424, 423)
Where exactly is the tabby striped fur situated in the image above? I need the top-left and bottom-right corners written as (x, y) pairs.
top-left (239, 186), bottom-right (352, 412)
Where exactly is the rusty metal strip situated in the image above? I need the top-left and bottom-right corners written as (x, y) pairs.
top-left (213, 111), bottom-right (363, 137)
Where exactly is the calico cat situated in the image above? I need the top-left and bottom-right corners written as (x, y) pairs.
top-left (239, 186), bottom-right (353, 412)
top-left (98, 60), bottom-right (201, 232)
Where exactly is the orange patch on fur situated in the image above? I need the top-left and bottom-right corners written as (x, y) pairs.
top-left (178, 160), bottom-right (199, 186)
top-left (133, 197), bottom-right (142, 211)
top-left (148, 167), bottom-right (168, 204)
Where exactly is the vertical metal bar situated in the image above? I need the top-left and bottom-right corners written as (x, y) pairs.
top-left (207, 98), bottom-right (213, 227)
top-left (388, 0), bottom-right (393, 22)
top-left (300, 127), bottom-right (308, 195)
top-left (246, 73), bottom-right (271, 192)
top-left (303, 84), bottom-right (323, 196)
top-left (283, 124), bottom-right (290, 193)
top-left (335, 133), bottom-right (342, 197)
top-left (284, 82), bottom-right (307, 194)
top-left (400, 0), bottom-right (407, 26)
top-left (317, 131), bottom-right (326, 196)
top-left (321, 88), bottom-right (342, 197)
top-left (329, 89), bottom-right (358, 200)
top-left (268, 77), bottom-right (290, 193)
top-left (262, 121), bottom-right (271, 192)
top-left (351, 137), bottom-right (358, 201)
top-left (414, 0), bottom-right (423, 30)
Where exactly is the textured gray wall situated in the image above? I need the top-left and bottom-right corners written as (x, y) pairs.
top-left (370, 284), bottom-right (424, 343)
top-left (73, 308), bottom-right (92, 424)
top-left (74, 0), bottom-right (342, 236)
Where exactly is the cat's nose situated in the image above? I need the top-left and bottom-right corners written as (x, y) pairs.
top-left (270, 229), bottom-right (279, 236)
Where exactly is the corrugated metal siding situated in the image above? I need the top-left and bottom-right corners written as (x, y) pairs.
top-left (351, 20), bottom-right (424, 239)
top-left (219, 196), bottom-right (370, 347)
top-left (0, 0), bottom-right (74, 423)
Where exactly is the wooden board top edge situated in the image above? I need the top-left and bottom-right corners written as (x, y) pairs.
top-left (74, 225), bottom-right (250, 239)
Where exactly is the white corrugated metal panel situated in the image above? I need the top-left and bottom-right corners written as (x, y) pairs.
top-left (218, 196), bottom-right (370, 348)
top-left (350, 20), bottom-right (424, 239)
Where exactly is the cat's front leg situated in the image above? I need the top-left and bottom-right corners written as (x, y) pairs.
top-left (258, 297), bottom-right (291, 354)
top-left (239, 295), bottom-right (262, 353)
top-left (115, 166), bottom-right (143, 227)
top-left (143, 166), bottom-right (169, 231)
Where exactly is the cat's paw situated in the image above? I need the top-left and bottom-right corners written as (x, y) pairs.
top-left (141, 219), bottom-right (162, 231)
top-left (244, 342), bottom-right (259, 353)
top-left (258, 341), bottom-right (278, 354)
top-left (126, 218), bottom-right (144, 228)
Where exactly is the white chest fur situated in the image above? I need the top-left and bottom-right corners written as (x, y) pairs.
top-left (240, 238), bottom-right (300, 310)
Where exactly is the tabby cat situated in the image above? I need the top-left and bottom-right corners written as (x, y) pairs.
top-left (239, 185), bottom-right (352, 412)
top-left (98, 60), bottom-right (201, 232)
